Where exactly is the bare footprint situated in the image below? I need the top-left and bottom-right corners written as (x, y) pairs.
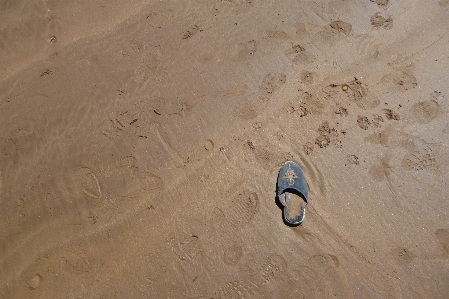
top-left (435, 229), bottom-right (449, 259)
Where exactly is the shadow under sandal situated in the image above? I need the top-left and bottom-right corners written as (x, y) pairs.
top-left (277, 161), bottom-right (309, 225)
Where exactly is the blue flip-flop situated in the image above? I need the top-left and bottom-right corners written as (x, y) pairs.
top-left (277, 161), bottom-right (309, 225)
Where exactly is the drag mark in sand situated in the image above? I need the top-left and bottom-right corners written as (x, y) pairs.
top-left (148, 122), bottom-right (185, 168)
top-left (183, 84), bottom-right (248, 111)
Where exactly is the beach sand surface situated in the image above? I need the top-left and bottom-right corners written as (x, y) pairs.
top-left (1, 0), bottom-right (449, 298)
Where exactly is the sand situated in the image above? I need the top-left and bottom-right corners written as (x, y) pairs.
top-left (1, 0), bottom-right (449, 298)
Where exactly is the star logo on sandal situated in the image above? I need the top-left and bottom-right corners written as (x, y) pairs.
top-left (283, 164), bottom-right (298, 185)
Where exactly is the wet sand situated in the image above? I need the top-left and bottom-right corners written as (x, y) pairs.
top-left (1, 0), bottom-right (449, 298)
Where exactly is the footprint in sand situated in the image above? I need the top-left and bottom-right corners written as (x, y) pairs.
top-left (435, 229), bottom-right (449, 259)
top-left (259, 254), bottom-right (288, 284)
top-left (259, 72), bottom-right (287, 101)
top-left (223, 243), bottom-right (244, 266)
top-left (226, 190), bottom-right (259, 227)
top-left (212, 280), bottom-right (261, 299)
top-left (381, 65), bottom-right (418, 93)
top-left (26, 273), bottom-right (43, 290)
top-left (410, 100), bottom-right (440, 124)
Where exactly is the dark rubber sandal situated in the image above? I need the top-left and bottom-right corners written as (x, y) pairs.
top-left (277, 161), bottom-right (308, 225)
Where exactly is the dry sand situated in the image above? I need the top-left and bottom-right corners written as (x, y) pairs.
top-left (1, 0), bottom-right (449, 298)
